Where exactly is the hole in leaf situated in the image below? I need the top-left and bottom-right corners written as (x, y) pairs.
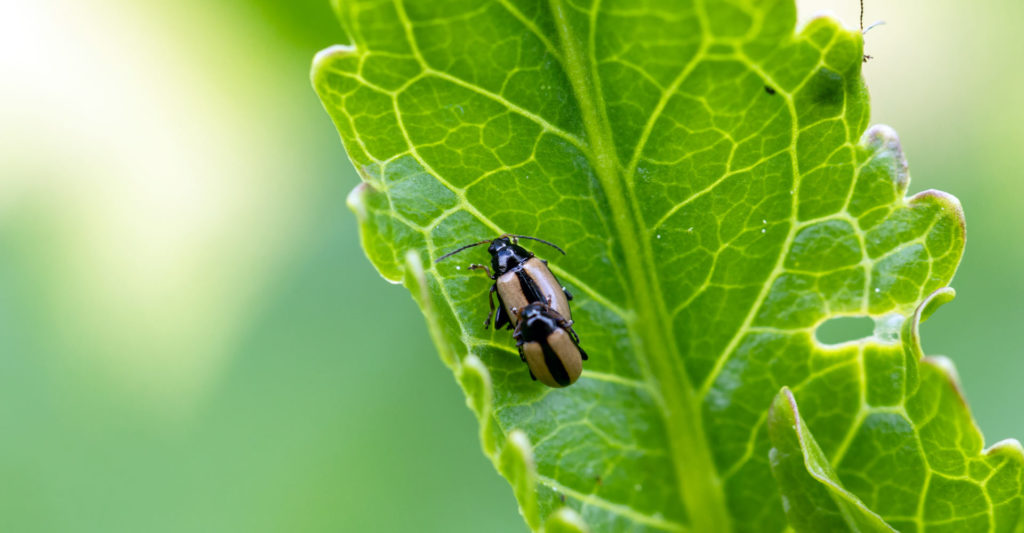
top-left (814, 315), bottom-right (875, 345)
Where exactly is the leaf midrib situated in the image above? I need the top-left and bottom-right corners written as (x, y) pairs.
top-left (548, 0), bottom-right (731, 530)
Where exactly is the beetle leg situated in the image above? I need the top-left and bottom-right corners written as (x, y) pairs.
top-left (578, 346), bottom-right (589, 361)
top-left (562, 286), bottom-right (573, 301)
top-left (467, 263), bottom-right (494, 279)
top-left (481, 283), bottom-right (498, 329)
top-left (517, 344), bottom-right (526, 362)
top-left (567, 326), bottom-right (581, 345)
top-left (528, 368), bottom-right (537, 381)
top-left (561, 319), bottom-right (582, 345)
top-left (466, 264), bottom-right (497, 328)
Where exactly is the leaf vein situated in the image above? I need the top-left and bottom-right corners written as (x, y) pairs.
top-left (537, 475), bottom-right (690, 532)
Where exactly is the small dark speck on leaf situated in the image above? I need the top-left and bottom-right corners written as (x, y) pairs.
top-left (764, 85), bottom-right (776, 95)
top-left (559, 493), bottom-right (566, 503)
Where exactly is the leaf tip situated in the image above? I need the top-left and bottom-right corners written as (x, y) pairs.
top-left (458, 354), bottom-right (498, 454)
top-left (501, 429), bottom-right (541, 530)
top-left (918, 286), bottom-right (957, 324)
top-left (861, 124), bottom-right (909, 191)
top-left (801, 10), bottom-right (865, 36)
top-left (403, 248), bottom-right (426, 281)
top-left (921, 356), bottom-right (977, 418)
top-left (922, 355), bottom-right (962, 389)
top-left (798, 12), bottom-right (866, 73)
top-left (984, 438), bottom-right (1024, 462)
top-left (900, 287), bottom-right (957, 393)
top-left (909, 188), bottom-right (967, 244)
top-left (770, 386), bottom-right (798, 420)
top-left (459, 355), bottom-right (491, 412)
top-left (310, 43), bottom-right (357, 84)
top-left (768, 387), bottom-right (898, 532)
top-left (346, 182), bottom-right (372, 222)
top-left (769, 387), bottom-right (801, 443)
top-left (505, 429), bottom-right (534, 464)
top-left (404, 249), bottom-right (464, 367)
top-left (902, 286), bottom-right (956, 352)
top-left (543, 507), bottom-right (590, 533)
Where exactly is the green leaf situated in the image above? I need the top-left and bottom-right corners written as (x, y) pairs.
top-left (312, 1), bottom-right (1024, 531)
top-left (768, 386), bottom-right (895, 532)
top-left (769, 289), bottom-right (1024, 532)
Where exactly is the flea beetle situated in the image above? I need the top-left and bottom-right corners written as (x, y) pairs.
top-left (435, 234), bottom-right (573, 330)
top-left (513, 302), bottom-right (587, 387)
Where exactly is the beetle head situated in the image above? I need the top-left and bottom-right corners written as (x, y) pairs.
top-left (489, 236), bottom-right (532, 274)
top-left (519, 302), bottom-right (546, 321)
top-left (518, 302), bottom-right (565, 338)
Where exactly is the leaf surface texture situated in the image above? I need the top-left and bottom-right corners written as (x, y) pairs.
top-left (312, 1), bottom-right (1023, 530)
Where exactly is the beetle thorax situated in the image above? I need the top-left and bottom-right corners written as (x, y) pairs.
top-left (489, 239), bottom-right (533, 275)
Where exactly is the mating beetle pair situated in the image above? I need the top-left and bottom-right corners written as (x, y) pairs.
top-left (436, 235), bottom-right (587, 387)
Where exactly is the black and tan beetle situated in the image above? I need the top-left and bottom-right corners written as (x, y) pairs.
top-left (435, 234), bottom-right (573, 330)
top-left (513, 302), bottom-right (588, 387)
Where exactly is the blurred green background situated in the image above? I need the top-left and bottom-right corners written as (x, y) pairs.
top-left (0, 1), bottom-right (1019, 531)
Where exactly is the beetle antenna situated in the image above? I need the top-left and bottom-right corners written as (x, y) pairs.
top-left (863, 20), bottom-right (885, 34)
top-left (508, 235), bottom-right (566, 255)
top-left (434, 240), bottom-right (491, 263)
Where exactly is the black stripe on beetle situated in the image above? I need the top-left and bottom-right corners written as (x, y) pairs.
top-left (515, 268), bottom-right (543, 311)
top-left (435, 234), bottom-right (574, 330)
top-left (513, 302), bottom-right (587, 388)
top-left (540, 338), bottom-right (571, 386)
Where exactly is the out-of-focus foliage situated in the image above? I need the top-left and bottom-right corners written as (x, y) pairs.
top-left (0, 1), bottom-right (518, 531)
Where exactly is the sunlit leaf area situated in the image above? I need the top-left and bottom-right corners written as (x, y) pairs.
top-left (2, 0), bottom-right (1023, 531)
